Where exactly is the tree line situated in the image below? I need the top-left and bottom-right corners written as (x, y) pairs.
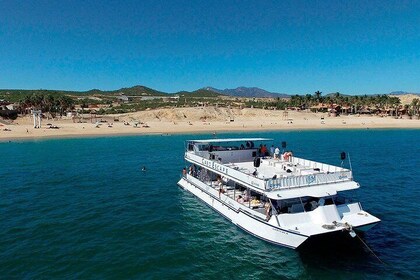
top-left (287, 91), bottom-right (401, 109)
top-left (18, 93), bottom-right (74, 117)
top-left (3, 90), bottom-right (419, 118)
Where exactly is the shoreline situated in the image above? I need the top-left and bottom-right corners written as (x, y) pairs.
top-left (1, 108), bottom-right (419, 141)
top-left (1, 123), bottom-right (419, 143)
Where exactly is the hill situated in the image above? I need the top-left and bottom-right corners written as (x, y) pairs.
top-left (176, 89), bottom-right (224, 98)
top-left (389, 94), bottom-right (420, 105)
top-left (389, 91), bottom-right (420, 96)
top-left (204, 87), bottom-right (289, 98)
top-left (73, 85), bottom-right (168, 96)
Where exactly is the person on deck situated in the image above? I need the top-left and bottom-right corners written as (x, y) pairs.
top-left (264, 201), bottom-right (272, 221)
top-left (274, 147), bottom-right (280, 159)
top-left (236, 195), bottom-right (244, 203)
top-left (261, 145), bottom-right (268, 156)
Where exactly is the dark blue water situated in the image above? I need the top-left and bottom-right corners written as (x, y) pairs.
top-left (1, 130), bottom-right (419, 279)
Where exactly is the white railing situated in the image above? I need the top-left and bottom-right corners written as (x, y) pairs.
top-left (266, 170), bottom-right (353, 190)
top-left (186, 152), bottom-right (353, 192)
top-left (291, 156), bottom-right (348, 173)
top-left (185, 152), bottom-right (267, 190)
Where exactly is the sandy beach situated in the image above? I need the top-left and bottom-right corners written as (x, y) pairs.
top-left (1, 107), bottom-right (419, 140)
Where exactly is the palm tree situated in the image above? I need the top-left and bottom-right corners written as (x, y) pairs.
top-left (42, 94), bottom-right (54, 113)
top-left (314, 91), bottom-right (322, 102)
top-left (58, 95), bottom-right (74, 116)
top-left (411, 98), bottom-right (419, 118)
top-left (304, 94), bottom-right (313, 109)
top-left (290, 95), bottom-right (304, 108)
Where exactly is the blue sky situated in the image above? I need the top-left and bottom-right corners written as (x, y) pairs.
top-left (0, 0), bottom-right (419, 94)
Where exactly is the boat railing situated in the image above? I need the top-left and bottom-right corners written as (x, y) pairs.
top-left (291, 156), bottom-right (348, 173)
top-left (266, 170), bottom-right (353, 190)
top-left (186, 152), bottom-right (353, 191)
top-left (185, 152), bottom-right (267, 190)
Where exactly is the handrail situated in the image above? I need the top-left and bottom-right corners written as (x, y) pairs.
top-left (185, 152), bottom-right (267, 190)
top-left (185, 152), bottom-right (353, 192)
top-left (266, 170), bottom-right (352, 190)
top-left (291, 156), bottom-right (349, 173)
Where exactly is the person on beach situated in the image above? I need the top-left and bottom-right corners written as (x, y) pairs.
top-left (270, 145), bottom-right (274, 156)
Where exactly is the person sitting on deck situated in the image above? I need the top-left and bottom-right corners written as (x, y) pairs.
top-left (264, 201), bottom-right (272, 221)
top-left (218, 185), bottom-right (225, 197)
top-left (243, 191), bottom-right (250, 202)
top-left (217, 175), bottom-right (225, 196)
top-left (216, 175), bottom-right (223, 186)
top-left (236, 195), bottom-right (244, 203)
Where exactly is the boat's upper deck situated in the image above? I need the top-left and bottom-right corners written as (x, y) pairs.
top-left (185, 138), bottom-right (357, 198)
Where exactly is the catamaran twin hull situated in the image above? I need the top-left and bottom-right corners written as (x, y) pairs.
top-left (178, 138), bottom-right (380, 249)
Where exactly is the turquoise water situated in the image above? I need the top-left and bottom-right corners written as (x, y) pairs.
top-left (1, 129), bottom-right (419, 279)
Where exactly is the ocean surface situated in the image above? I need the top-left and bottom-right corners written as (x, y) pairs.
top-left (1, 129), bottom-right (419, 279)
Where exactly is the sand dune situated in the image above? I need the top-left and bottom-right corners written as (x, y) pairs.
top-left (0, 107), bottom-right (419, 140)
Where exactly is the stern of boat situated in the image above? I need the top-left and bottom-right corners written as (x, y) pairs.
top-left (277, 202), bottom-right (380, 242)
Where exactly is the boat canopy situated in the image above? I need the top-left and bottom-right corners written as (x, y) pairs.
top-left (188, 138), bottom-right (273, 144)
top-left (266, 181), bottom-right (360, 200)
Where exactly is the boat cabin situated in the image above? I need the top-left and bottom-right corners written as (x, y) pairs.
top-left (184, 138), bottom-right (357, 220)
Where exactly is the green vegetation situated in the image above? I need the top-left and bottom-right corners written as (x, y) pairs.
top-left (271, 92), bottom-right (402, 113)
top-left (17, 92), bottom-right (74, 116)
top-left (0, 86), bottom-right (418, 118)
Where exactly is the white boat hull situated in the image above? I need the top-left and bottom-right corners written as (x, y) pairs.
top-left (179, 138), bottom-right (380, 249)
top-left (178, 177), bottom-right (309, 249)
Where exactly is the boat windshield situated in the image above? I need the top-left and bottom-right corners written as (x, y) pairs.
top-left (187, 138), bottom-right (273, 152)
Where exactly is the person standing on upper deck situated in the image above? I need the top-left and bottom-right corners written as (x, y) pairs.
top-left (274, 147), bottom-right (280, 159)
top-left (261, 145), bottom-right (267, 156)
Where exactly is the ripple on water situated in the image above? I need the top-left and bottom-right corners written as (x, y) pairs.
top-left (1, 131), bottom-right (419, 279)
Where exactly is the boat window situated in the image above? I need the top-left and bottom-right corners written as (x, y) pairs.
top-left (334, 195), bottom-right (348, 205)
top-left (324, 198), bottom-right (334, 205)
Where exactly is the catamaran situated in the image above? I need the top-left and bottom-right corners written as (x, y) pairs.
top-left (178, 138), bottom-right (380, 249)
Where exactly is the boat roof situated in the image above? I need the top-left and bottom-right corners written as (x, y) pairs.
top-left (188, 138), bottom-right (273, 143)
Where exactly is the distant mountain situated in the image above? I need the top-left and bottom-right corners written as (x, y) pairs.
top-left (114, 85), bottom-right (167, 96)
top-left (204, 87), bottom-right (289, 98)
top-left (93, 85), bottom-right (167, 96)
top-left (0, 85), bottom-right (168, 97)
top-left (176, 89), bottom-right (223, 97)
top-left (3, 84), bottom-right (417, 100)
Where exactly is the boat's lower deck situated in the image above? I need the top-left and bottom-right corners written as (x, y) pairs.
top-left (178, 173), bottom-right (380, 248)
top-left (178, 176), bottom-right (309, 248)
